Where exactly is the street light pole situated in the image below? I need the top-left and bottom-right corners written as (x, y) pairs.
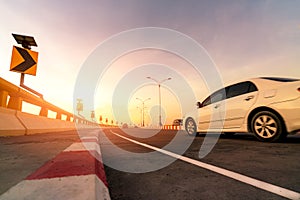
top-left (136, 107), bottom-right (142, 126)
top-left (136, 97), bottom-right (151, 127)
top-left (146, 77), bottom-right (172, 127)
top-left (158, 84), bottom-right (162, 127)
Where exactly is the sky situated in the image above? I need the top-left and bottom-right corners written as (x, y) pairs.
top-left (0, 0), bottom-right (299, 126)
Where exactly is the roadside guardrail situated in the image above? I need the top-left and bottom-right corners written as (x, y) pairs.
top-left (0, 77), bottom-right (98, 136)
top-left (0, 77), bottom-right (91, 124)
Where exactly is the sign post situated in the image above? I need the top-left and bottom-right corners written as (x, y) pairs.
top-left (76, 99), bottom-right (83, 115)
top-left (91, 110), bottom-right (95, 121)
top-left (10, 33), bottom-right (43, 98)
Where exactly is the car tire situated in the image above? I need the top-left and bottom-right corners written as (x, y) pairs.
top-left (185, 117), bottom-right (197, 136)
top-left (251, 111), bottom-right (286, 142)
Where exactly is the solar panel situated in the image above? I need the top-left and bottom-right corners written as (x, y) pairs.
top-left (12, 33), bottom-right (38, 49)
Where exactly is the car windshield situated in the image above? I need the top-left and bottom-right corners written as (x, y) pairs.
top-left (261, 77), bottom-right (300, 82)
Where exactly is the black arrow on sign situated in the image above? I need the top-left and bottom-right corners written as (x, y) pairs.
top-left (12, 46), bottom-right (36, 72)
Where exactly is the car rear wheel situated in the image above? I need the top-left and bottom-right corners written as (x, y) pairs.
top-left (251, 111), bottom-right (286, 142)
top-left (185, 117), bottom-right (197, 136)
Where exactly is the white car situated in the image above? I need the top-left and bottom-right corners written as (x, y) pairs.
top-left (184, 77), bottom-right (300, 142)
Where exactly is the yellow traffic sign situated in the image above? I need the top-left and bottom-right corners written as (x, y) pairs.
top-left (10, 46), bottom-right (38, 76)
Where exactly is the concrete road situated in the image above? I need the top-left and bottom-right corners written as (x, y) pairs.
top-left (99, 128), bottom-right (300, 200)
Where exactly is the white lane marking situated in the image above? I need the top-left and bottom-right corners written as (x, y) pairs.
top-left (111, 130), bottom-right (300, 200)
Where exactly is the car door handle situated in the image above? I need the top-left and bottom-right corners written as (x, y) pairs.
top-left (245, 95), bottom-right (254, 101)
top-left (214, 104), bottom-right (220, 109)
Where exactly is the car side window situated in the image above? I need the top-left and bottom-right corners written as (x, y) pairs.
top-left (202, 96), bottom-right (211, 107)
top-left (201, 82), bottom-right (257, 107)
top-left (248, 82), bottom-right (257, 93)
top-left (210, 89), bottom-right (226, 104)
top-left (202, 89), bottom-right (226, 107)
top-left (226, 81), bottom-right (257, 99)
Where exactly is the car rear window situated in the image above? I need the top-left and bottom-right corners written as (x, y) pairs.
top-left (261, 77), bottom-right (300, 82)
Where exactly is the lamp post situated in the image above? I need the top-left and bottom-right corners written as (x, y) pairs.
top-left (146, 77), bottom-right (172, 127)
top-left (136, 97), bottom-right (151, 127)
top-left (136, 106), bottom-right (142, 126)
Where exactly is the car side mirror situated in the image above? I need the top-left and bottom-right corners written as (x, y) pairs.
top-left (196, 102), bottom-right (203, 109)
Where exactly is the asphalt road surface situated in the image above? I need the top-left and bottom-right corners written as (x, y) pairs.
top-left (100, 128), bottom-right (300, 200)
top-left (1, 128), bottom-right (300, 200)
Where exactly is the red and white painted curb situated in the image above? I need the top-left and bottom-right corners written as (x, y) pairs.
top-left (0, 135), bottom-right (110, 200)
top-left (163, 125), bottom-right (182, 130)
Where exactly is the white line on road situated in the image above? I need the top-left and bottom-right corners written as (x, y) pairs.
top-left (111, 130), bottom-right (300, 200)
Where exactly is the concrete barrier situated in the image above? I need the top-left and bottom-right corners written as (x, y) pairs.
top-left (163, 125), bottom-right (182, 130)
top-left (0, 107), bottom-right (98, 136)
top-left (17, 111), bottom-right (75, 135)
top-left (0, 107), bottom-right (26, 136)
